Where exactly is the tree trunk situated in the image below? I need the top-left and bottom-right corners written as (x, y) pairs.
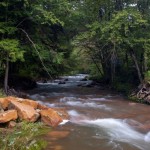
top-left (130, 49), bottom-right (143, 84)
top-left (111, 42), bottom-right (116, 84)
top-left (144, 51), bottom-right (148, 72)
top-left (91, 55), bottom-right (103, 77)
top-left (85, 46), bottom-right (104, 76)
top-left (4, 55), bottom-right (9, 95)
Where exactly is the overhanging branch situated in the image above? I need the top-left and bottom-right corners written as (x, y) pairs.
top-left (18, 28), bottom-right (53, 80)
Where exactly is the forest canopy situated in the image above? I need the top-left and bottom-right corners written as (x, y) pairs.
top-left (0, 0), bottom-right (150, 93)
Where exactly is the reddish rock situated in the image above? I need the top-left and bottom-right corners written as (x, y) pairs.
top-left (10, 101), bottom-right (39, 122)
top-left (0, 98), bottom-right (9, 110)
top-left (0, 104), bottom-right (4, 113)
top-left (8, 121), bottom-right (17, 128)
top-left (37, 103), bottom-right (49, 110)
top-left (50, 145), bottom-right (63, 150)
top-left (53, 108), bottom-right (69, 120)
top-left (0, 110), bottom-right (18, 123)
top-left (40, 108), bottom-right (63, 127)
top-left (129, 102), bottom-right (136, 106)
top-left (5, 97), bottom-right (38, 109)
top-left (6, 96), bottom-right (18, 102)
top-left (36, 109), bottom-right (41, 113)
top-left (21, 99), bottom-right (38, 109)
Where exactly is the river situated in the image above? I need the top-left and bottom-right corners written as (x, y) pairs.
top-left (28, 74), bottom-right (150, 150)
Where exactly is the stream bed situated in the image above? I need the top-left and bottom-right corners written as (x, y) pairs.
top-left (28, 75), bottom-right (150, 150)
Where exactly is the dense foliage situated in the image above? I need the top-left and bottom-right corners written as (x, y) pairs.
top-left (0, 0), bottom-right (150, 93)
top-left (72, 0), bottom-right (150, 87)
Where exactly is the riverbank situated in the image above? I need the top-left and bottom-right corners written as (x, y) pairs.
top-left (0, 96), bottom-right (69, 149)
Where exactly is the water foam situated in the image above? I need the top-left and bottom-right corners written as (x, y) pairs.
top-left (59, 120), bottom-right (69, 125)
top-left (66, 101), bottom-right (111, 110)
top-left (60, 97), bottom-right (77, 102)
top-left (145, 132), bottom-right (150, 142)
top-left (77, 118), bottom-right (150, 150)
top-left (68, 110), bottom-right (81, 117)
top-left (37, 101), bottom-right (55, 107)
top-left (29, 94), bottom-right (46, 100)
top-left (89, 98), bottom-right (107, 101)
top-left (68, 110), bottom-right (88, 122)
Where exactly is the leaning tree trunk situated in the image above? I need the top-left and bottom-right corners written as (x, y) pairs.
top-left (4, 55), bottom-right (9, 95)
top-left (4, 0), bottom-right (9, 95)
top-left (130, 49), bottom-right (143, 84)
top-left (91, 55), bottom-right (103, 77)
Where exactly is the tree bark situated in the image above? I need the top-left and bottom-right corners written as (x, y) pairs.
top-left (4, 55), bottom-right (9, 95)
top-left (111, 42), bottom-right (116, 84)
top-left (130, 49), bottom-right (143, 84)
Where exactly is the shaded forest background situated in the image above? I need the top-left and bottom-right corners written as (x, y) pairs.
top-left (0, 0), bottom-right (150, 94)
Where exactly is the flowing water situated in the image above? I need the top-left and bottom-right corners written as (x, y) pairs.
top-left (29, 75), bottom-right (150, 150)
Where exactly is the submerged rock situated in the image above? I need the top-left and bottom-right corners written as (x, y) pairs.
top-left (58, 81), bottom-right (66, 84)
top-left (48, 131), bottom-right (70, 139)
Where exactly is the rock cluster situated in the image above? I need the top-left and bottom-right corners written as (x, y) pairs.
top-left (0, 97), bottom-right (69, 127)
top-left (131, 82), bottom-right (150, 103)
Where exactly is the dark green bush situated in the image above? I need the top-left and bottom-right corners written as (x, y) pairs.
top-left (0, 89), bottom-right (5, 98)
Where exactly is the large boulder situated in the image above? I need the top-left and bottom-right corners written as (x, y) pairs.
top-left (1, 97), bottom-right (38, 109)
top-left (40, 108), bottom-right (63, 127)
top-left (37, 103), bottom-right (49, 110)
top-left (6, 96), bottom-right (19, 103)
top-left (0, 96), bottom-right (23, 110)
top-left (9, 101), bottom-right (39, 122)
top-left (20, 99), bottom-right (38, 109)
top-left (0, 110), bottom-right (18, 123)
top-left (0, 98), bottom-right (10, 110)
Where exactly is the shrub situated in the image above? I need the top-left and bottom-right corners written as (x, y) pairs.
top-left (0, 89), bottom-right (5, 98)
top-left (113, 82), bottom-right (133, 95)
top-left (145, 70), bottom-right (150, 82)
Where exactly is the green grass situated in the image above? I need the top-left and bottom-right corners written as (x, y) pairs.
top-left (145, 70), bottom-right (150, 82)
top-left (0, 122), bottom-right (50, 150)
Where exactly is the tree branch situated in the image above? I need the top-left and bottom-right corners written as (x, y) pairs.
top-left (18, 28), bottom-right (53, 80)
